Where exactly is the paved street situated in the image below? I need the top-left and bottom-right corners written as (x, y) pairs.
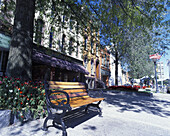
top-left (0, 90), bottom-right (170, 136)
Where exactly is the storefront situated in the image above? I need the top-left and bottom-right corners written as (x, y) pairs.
top-left (32, 45), bottom-right (89, 82)
top-left (101, 68), bottom-right (110, 87)
top-left (0, 32), bottom-right (88, 81)
top-left (0, 33), bottom-right (11, 76)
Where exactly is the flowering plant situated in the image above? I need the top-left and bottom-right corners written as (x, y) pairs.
top-left (0, 76), bottom-right (47, 121)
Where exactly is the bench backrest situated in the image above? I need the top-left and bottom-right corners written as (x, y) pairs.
top-left (47, 81), bottom-right (88, 102)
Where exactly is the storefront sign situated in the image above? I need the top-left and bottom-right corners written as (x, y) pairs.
top-left (33, 44), bottom-right (83, 64)
top-left (0, 33), bottom-right (11, 50)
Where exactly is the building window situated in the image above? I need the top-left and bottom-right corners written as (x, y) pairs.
top-left (69, 38), bottom-right (73, 55)
top-left (35, 19), bottom-right (44, 45)
top-left (76, 41), bottom-right (79, 57)
top-left (62, 15), bottom-right (65, 25)
top-left (91, 39), bottom-right (93, 54)
top-left (70, 16), bottom-right (74, 30)
top-left (0, 50), bottom-right (9, 76)
top-left (91, 59), bottom-right (94, 75)
top-left (57, 40), bottom-right (61, 51)
top-left (49, 27), bottom-right (54, 48)
top-left (96, 31), bottom-right (98, 37)
top-left (105, 55), bottom-right (107, 66)
top-left (102, 56), bottom-right (104, 66)
top-left (76, 22), bottom-right (79, 34)
top-left (84, 36), bottom-right (87, 50)
top-left (61, 34), bottom-right (66, 52)
top-left (90, 25), bottom-right (93, 35)
top-left (96, 44), bottom-right (98, 55)
top-left (84, 56), bottom-right (88, 69)
top-left (107, 61), bottom-right (109, 68)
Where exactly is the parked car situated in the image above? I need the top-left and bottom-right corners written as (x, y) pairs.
top-left (124, 83), bottom-right (132, 86)
top-left (167, 84), bottom-right (170, 94)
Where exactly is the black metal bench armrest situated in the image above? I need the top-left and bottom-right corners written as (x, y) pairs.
top-left (46, 90), bottom-right (71, 111)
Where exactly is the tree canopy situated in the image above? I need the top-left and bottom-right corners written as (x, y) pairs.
top-left (84, 0), bottom-right (169, 79)
top-left (0, 0), bottom-right (169, 80)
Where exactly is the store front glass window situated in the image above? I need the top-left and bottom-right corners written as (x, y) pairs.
top-left (0, 50), bottom-right (9, 76)
top-left (84, 36), bottom-right (87, 50)
top-left (35, 19), bottom-right (44, 45)
top-left (91, 59), bottom-right (94, 75)
top-left (84, 56), bottom-right (88, 69)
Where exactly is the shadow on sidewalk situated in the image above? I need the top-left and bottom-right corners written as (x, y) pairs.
top-left (46, 107), bottom-right (100, 131)
top-left (102, 90), bottom-right (170, 117)
top-left (2, 108), bottom-right (100, 136)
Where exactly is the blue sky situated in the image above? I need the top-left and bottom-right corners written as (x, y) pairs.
top-left (77, 0), bottom-right (170, 79)
top-left (159, 52), bottom-right (170, 80)
top-left (159, 2), bottom-right (170, 80)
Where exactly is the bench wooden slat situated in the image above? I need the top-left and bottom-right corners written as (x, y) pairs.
top-left (51, 97), bottom-right (104, 108)
top-left (50, 95), bottom-right (91, 105)
top-left (50, 92), bottom-right (87, 99)
top-left (60, 89), bottom-right (86, 93)
top-left (50, 92), bottom-right (88, 99)
top-left (69, 92), bottom-right (88, 97)
top-left (49, 84), bottom-right (85, 89)
top-left (48, 81), bottom-right (84, 86)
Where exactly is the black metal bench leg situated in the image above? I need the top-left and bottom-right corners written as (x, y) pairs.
top-left (42, 116), bottom-right (50, 131)
top-left (85, 101), bottom-right (102, 116)
top-left (96, 101), bottom-right (102, 116)
top-left (60, 118), bottom-right (67, 136)
top-left (85, 105), bottom-right (89, 113)
top-left (96, 101), bottom-right (102, 112)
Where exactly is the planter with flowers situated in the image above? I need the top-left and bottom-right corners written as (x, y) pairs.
top-left (0, 76), bottom-right (47, 124)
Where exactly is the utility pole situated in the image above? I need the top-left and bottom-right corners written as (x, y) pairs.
top-left (149, 53), bottom-right (161, 93)
top-left (167, 59), bottom-right (170, 84)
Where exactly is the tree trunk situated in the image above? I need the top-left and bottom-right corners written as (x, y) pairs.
top-left (7, 0), bottom-right (35, 80)
top-left (115, 50), bottom-right (118, 85)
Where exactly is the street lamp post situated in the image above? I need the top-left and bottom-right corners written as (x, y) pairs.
top-left (153, 59), bottom-right (159, 93)
top-left (149, 53), bottom-right (161, 93)
top-left (167, 59), bottom-right (170, 85)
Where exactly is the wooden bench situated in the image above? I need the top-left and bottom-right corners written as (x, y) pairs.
top-left (42, 81), bottom-right (104, 136)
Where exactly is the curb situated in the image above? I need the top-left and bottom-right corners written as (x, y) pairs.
top-left (105, 89), bottom-right (153, 97)
top-left (0, 110), bottom-right (11, 129)
top-left (0, 109), bottom-right (33, 129)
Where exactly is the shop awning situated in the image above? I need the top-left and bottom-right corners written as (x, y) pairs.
top-left (32, 49), bottom-right (89, 75)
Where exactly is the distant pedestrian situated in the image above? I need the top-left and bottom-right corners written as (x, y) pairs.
top-left (130, 79), bottom-right (134, 87)
top-left (140, 79), bottom-right (143, 88)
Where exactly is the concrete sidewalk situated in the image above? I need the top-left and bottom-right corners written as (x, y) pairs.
top-left (1, 91), bottom-right (170, 136)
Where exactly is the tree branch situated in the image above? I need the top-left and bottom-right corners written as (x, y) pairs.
top-left (131, 0), bottom-right (152, 21)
